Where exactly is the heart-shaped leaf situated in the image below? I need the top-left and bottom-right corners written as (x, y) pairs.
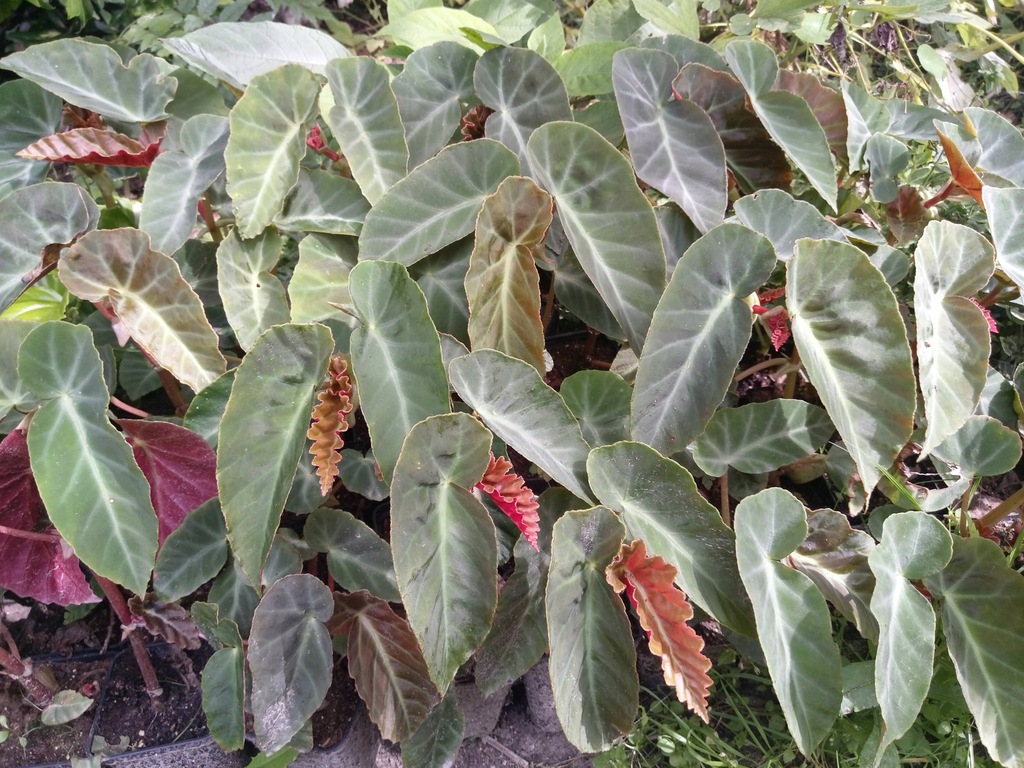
top-left (304, 507), bottom-right (399, 602)
top-left (216, 229), bottom-right (289, 352)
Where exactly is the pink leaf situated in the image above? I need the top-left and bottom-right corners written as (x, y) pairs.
top-left (17, 126), bottom-right (163, 167)
top-left (118, 420), bottom-right (217, 545)
top-left (475, 453), bottom-right (540, 551)
top-left (969, 297), bottom-right (998, 334)
top-left (0, 430), bottom-right (99, 605)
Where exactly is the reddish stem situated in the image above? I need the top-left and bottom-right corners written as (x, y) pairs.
top-left (95, 576), bottom-right (163, 699)
top-left (0, 524), bottom-right (62, 543)
top-left (109, 396), bottom-right (151, 418)
top-left (0, 624), bottom-right (53, 705)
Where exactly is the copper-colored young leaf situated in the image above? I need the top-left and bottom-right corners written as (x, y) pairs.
top-left (128, 592), bottom-right (202, 649)
top-left (0, 429), bottom-right (98, 606)
top-left (607, 539), bottom-right (713, 722)
top-left (329, 590), bottom-right (440, 742)
top-left (774, 71), bottom-right (848, 163)
top-left (937, 129), bottom-right (985, 207)
top-left (885, 185), bottom-right (927, 246)
top-left (17, 126), bottom-right (163, 167)
top-left (475, 452), bottom-right (540, 550)
top-left (118, 419), bottom-right (217, 545)
top-left (306, 355), bottom-right (353, 496)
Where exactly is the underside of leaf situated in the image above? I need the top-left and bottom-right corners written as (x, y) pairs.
top-left (607, 539), bottom-right (713, 722)
top-left (307, 355), bottom-right (353, 496)
top-left (475, 452), bottom-right (540, 550)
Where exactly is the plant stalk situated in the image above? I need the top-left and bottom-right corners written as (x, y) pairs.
top-left (977, 484), bottom-right (1024, 529)
top-left (0, 524), bottom-right (62, 543)
top-left (95, 576), bottom-right (163, 699)
top-left (0, 623), bottom-right (53, 705)
top-left (200, 193), bottom-right (223, 243)
top-left (719, 474), bottom-right (731, 528)
top-left (782, 349), bottom-right (801, 399)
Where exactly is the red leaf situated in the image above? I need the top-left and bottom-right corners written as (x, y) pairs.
top-left (885, 185), bottom-right (927, 245)
top-left (969, 297), bottom-right (998, 334)
top-left (118, 420), bottom-right (217, 545)
top-left (0, 430), bottom-right (99, 605)
top-left (766, 309), bottom-right (791, 351)
top-left (17, 126), bottom-right (163, 167)
top-left (607, 540), bottom-right (713, 722)
top-left (475, 453), bottom-right (540, 550)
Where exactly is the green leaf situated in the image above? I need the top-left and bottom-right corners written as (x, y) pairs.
top-left (1, 271), bottom-right (68, 322)
top-left (325, 57), bottom-right (409, 206)
top-left (787, 239), bottom-right (916, 496)
top-left (381, 7), bottom-right (500, 51)
top-left (164, 21), bottom-right (351, 90)
top-left (842, 83), bottom-right (891, 173)
top-left (553, 41), bottom-right (629, 97)
top-left (225, 64), bottom-right (320, 239)
top-left (924, 536), bottom-right (1024, 768)
top-left (868, 512), bottom-right (951, 758)
top-left (465, 0), bottom-right (555, 43)
top-left (289, 234), bottom-right (359, 345)
top-left (0, 182), bottom-right (98, 312)
top-left (932, 414), bottom-right (1022, 479)
top-left (465, 176), bottom-right (551, 373)
top-left (613, 48), bottom-right (727, 233)
top-left (983, 187), bottom-right (1024, 292)
top-left (275, 170), bottom-right (369, 236)
top-left (202, 644), bottom-right (246, 751)
top-left (528, 11), bottom-right (566, 60)
top-left (209, 558), bottom-right (259, 638)
top-left (449, 349), bottom-right (593, 502)
top-left (788, 508), bottom-right (877, 641)
top-left (40, 690), bottom-right (93, 726)
top-left (391, 413), bottom-right (496, 694)
top-left (0, 80), bottom-right (63, 200)
top-left (59, 228), bottom-right (226, 392)
top-left (329, 590), bottom-right (440, 742)
top-left (183, 370), bottom-right (235, 449)
top-left (915, 221), bottom-right (995, 455)
top-left (249, 574), bottom-right (334, 754)
top-left (0, 319), bottom-right (39, 422)
top-left (693, 400), bottom-right (834, 477)
top-left (304, 507), bottom-right (400, 602)
top-left (560, 370), bottom-right (631, 448)
top-left (579, 0), bottom-right (644, 45)
top-left (474, 488), bottom-right (568, 695)
top-left (401, 690), bottom-right (464, 768)
top-left (587, 441), bottom-right (753, 634)
top-left (0, 39), bottom-right (176, 123)
top-left (725, 40), bottom-right (837, 211)
top-left (546, 506), bottom-right (637, 752)
top-left (864, 133), bottom-right (908, 203)
top-left (733, 189), bottom-right (846, 260)
top-left (641, 34), bottom-right (728, 71)
top-left (348, 261), bottom-right (451, 483)
top-left (632, 223), bottom-right (775, 454)
top-left (19, 322), bottom-right (157, 594)
top-left (633, 0), bottom-right (698, 39)
top-left (139, 114), bottom-right (228, 258)
top-left (218, 324), bottom-right (333, 587)
top-left (474, 46), bottom-right (572, 170)
top-left (550, 245), bottom-right (625, 342)
top-left (153, 498), bottom-right (229, 602)
top-left (391, 42), bottom-right (478, 169)
top-left (411, 239), bottom-right (473, 345)
top-left (528, 122), bottom-right (666, 353)
top-left (751, 0), bottom-right (818, 20)
top-left (337, 449), bottom-right (390, 501)
top-left (963, 107), bottom-right (1024, 187)
top-left (358, 139), bottom-right (519, 266)
top-left (216, 229), bottom-right (290, 352)
top-left (734, 488), bottom-right (842, 755)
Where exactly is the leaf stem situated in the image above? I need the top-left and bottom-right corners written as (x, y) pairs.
top-left (109, 396), bottom-right (151, 419)
top-left (541, 273), bottom-right (557, 333)
top-left (94, 576), bottom-right (163, 699)
top-left (734, 357), bottom-right (791, 382)
top-left (200, 193), bottom-right (223, 243)
top-left (0, 623), bottom-right (53, 705)
top-left (0, 524), bottom-right (62, 543)
top-left (977, 483), bottom-right (1024, 529)
top-left (782, 349), bottom-right (801, 399)
top-left (719, 474), bottom-right (731, 528)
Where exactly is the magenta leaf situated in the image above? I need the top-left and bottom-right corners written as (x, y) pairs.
top-left (0, 430), bottom-right (99, 605)
top-left (118, 420), bottom-right (217, 545)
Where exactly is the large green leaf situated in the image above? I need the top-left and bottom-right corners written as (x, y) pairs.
top-left (633, 0), bottom-right (698, 37)
top-left (140, 114), bottom-right (229, 258)
top-left (18, 322), bottom-right (157, 594)
top-left (153, 497), bottom-right (229, 602)
top-left (164, 21), bottom-right (351, 90)
top-left (546, 506), bottom-right (637, 752)
top-left (358, 139), bottom-right (519, 266)
top-left (249, 574), bottom-right (334, 754)
top-left (209, 558), bottom-right (259, 638)
top-left (612, 48), bottom-right (726, 233)
top-left (0, 320), bottom-right (39, 422)
top-left (465, 176), bottom-right (551, 373)
top-left (587, 441), bottom-right (753, 635)
top-left (381, 7), bottom-right (499, 51)
top-left (216, 229), bottom-right (290, 352)
top-left (842, 83), bottom-right (890, 173)
top-left (202, 640), bottom-right (246, 752)
top-left (348, 261), bottom-right (451, 482)
top-left (984, 187), bottom-right (1024, 292)
top-left (391, 42), bottom-right (478, 169)
top-left (448, 349), bottom-right (593, 502)
top-left (329, 590), bottom-right (440, 742)
top-left (733, 189), bottom-right (846, 260)
top-left (560, 370), bottom-right (631, 448)
top-left (528, 122), bottom-right (666, 353)
top-left (289, 234), bottom-right (359, 347)
top-left (304, 507), bottom-right (399, 602)
top-left (787, 239), bottom-right (916, 497)
top-left (474, 46), bottom-right (572, 170)
top-left (924, 537), bottom-right (1024, 768)
top-left (631, 223), bottom-right (775, 454)
top-left (868, 512), bottom-right (951, 759)
top-left (401, 690), bottom-right (464, 768)
top-left (550, 244), bottom-right (625, 342)
top-left (932, 414), bottom-right (1022, 480)
top-left (325, 57), bottom-right (409, 205)
top-left (225, 64), bottom-right (320, 239)
top-left (465, 0), bottom-right (555, 42)
top-left (391, 413), bottom-right (496, 694)
top-left (274, 170), bottom-right (369, 236)
top-left (0, 182), bottom-right (98, 312)
top-left (734, 488), bottom-right (842, 755)
top-left (0, 80), bottom-right (62, 200)
top-left (217, 324), bottom-right (333, 587)
top-left (553, 41), bottom-right (629, 97)
top-left (411, 239), bottom-right (473, 345)
top-left (693, 400), bottom-right (834, 477)
top-left (725, 41), bottom-right (837, 211)
top-left (962, 107), bottom-right (1024, 187)
top-left (60, 228), bottom-right (226, 392)
top-left (0, 39), bottom-right (176, 123)
top-left (914, 221), bottom-right (994, 455)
